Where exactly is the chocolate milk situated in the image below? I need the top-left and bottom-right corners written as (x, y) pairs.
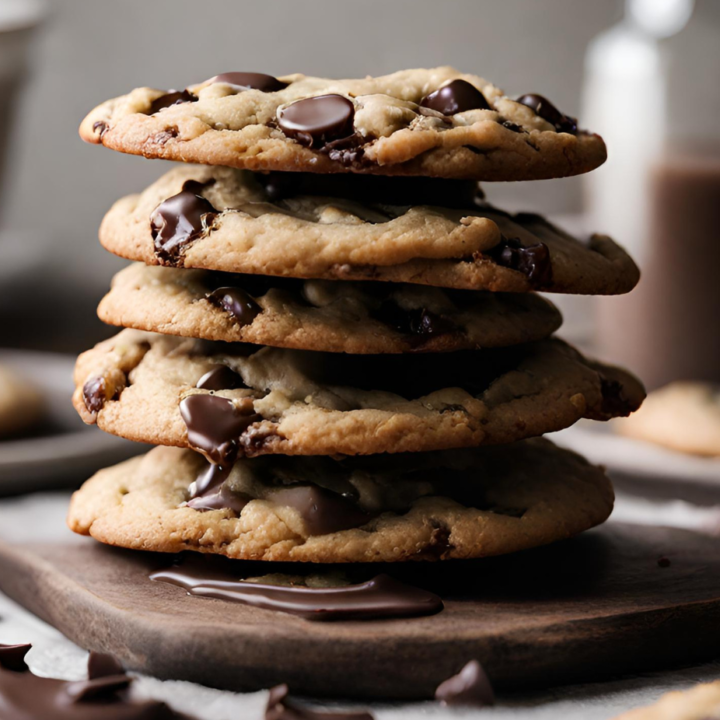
top-left (597, 149), bottom-right (720, 390)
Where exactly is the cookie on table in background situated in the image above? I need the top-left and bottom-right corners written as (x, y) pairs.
top-left (100, 165), bottom-right (639, 296)
top-left (80, 67), bottom-right (606, 181)
top-left (618, 381), bottom-right (720, 457)
top-left (98, 263), bottom-right (562, 354)
top-left (72, 330), bottom-right (645, 459)
top-left (67, 438), bottom-right (614, 563)
top-left (612, 680), bottom-right (720, 719)
top-left (0, 363), bottom-right (44, 438)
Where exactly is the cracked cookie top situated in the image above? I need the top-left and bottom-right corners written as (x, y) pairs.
top-left (100, 165), bottom-right (639, 295)
top-left (67, 439), bottom-right (614, 562)
top-left (80, 67), bottom-right (606, 181)
top-left (72, 330), bottom-right (645, 459)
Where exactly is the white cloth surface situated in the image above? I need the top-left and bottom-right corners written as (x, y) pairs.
top-left (0, 491), bottom-right (718, 720)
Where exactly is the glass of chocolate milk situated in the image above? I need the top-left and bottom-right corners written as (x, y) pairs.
top-left (584, 0), bottom-right (720, 390)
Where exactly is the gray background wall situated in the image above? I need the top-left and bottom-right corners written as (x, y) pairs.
top-left (0, 0), bottom-right (623, 349)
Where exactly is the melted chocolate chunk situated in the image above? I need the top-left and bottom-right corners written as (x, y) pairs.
top-left (190, 461), bottom-right (231, 498)
top-left (148, 89), bottom-right (197, 114)
top-left (196, 364), bottom-right (247, 391)
top-left (266, 684), bottom-right (374, 720)
top-left (600, 376), bottom-right (633, 417)
top-left (151, 565), bottom-right (443, 621)
top-left (82, 376), bottom-right (107, 415)
top-left (420, 79), bottom-right (490, 116)
top-left (277, 94), bottom-right (355, 148)
top-left (206, 287), bottom-right (262, 327)
top-left (321, 133), bottom-right (368, 166)
top-left (179, 394), bottom-right (259, 465)
top-left (488, 237), bottom-right (553, 287)
top-left (501, 120), bottom-right (523, 133)
top-left (92, 121), bottom-right (108, 138)
top-left (150, 182), bottom-right (218, 264)
top-left (188, 484), bottom-right (249, 514)
top-left (371, 301), bottom-right (457, 341)
top-left (206, 71), bottom-right (287, 92)
top-left (87, 652), bottom-right (124, 680)
top-left (0, 643), bottom-right (188, 719)
top-left (516, 93), bottom-right (577, 134)
top-left (270, 485), bottom-right (371, 535)
top-left (435, 660), bottom-right (495, 707)
top-left (0, 644), bottom-right (31, 672)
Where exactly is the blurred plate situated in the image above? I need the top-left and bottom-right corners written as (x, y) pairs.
top-left (553, 421), bottom-right (720, 504)
top-left (0, 349), bottom-right (144, 493)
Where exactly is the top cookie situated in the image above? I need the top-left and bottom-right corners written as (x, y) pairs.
top-left (80, 67), bottom-right (606, 181)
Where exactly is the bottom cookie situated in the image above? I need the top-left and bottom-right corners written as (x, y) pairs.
top-left (68, 438), bottom-right (614, 563)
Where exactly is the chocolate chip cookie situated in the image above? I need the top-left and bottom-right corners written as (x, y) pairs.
top-left (80, 67), bottom-right (606, 181)
top-left (99, 165), bottom-right (639, 295)
top-left (72, 330), bottom-right (645, 459)
top-left (67, 438), bottom-right (614, 562)
top-left (98, 263), bottom-right (562, 354)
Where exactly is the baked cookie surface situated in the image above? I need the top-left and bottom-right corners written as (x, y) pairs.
top-left (0, 364), bottom-right (44, 438)
top-left (100, 166), bottom-right (639, 295)
top-left (80, 67), bottom-right (606, 181)
top-left (617, 381), bottom-right (720, 457)
top-left (98, 263), bottom-right (562, 354)
top-left (72, 330), bottom-right (645, 459)
top-left (67, 438), bottom-right (614, 562)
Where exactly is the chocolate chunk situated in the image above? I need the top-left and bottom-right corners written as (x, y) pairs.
top-left (207, 287), bottom-right (262, 327)
top-left (420, 79), bottom-right (490, 116)
top-left (191, 461), bottom-right (232, 497)
top-left (270, 485), bottom-right (371, 536)
top-left (148, 89), bottom-right (197, 114)
top-left (516, 93), bottom-right (577, 134)
top-left (64, 675), bottom-right (132, 703)
top-left (179, 394), bottom-right (259, 465)
top-left (658, 557), bottom-right (671, 568)
top-left (207, 71), bottom-right (287, 92)
top-left (321, 133), bottom-right (368, 166)
top-left (196, 364), bottom-right (247, 391)
top-left (488, 237), bottom-right (553, 287)
top-left (372, 301), bottom-right (457, 340)
top-left (501, 120), bottom-right (523, 133)
top-left (266, 684), bottom-right (374, 720)
top-left (600, 376), bottom-right (633, 417)
top-left (277, 94), bottom-right (355, 148)
top-left (82, 376), bottom-right (107, 415)
top-left (150, 181), bottom-right (218, 264)
top-left (435, 659), bottom-right (495, 707)
top-left (188, 484), bottom-right (249, 514)
top-left (87, 651), bottom-right (125, 680)
top-left (0, 643), bottom-right (31, 672)
top-left (93, 121), bottom-right (109, 138)
top-left (151, 562), bottom-right (443, 621)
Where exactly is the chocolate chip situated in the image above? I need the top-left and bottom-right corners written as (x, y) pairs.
top-left (93, 121), bottom-right (109, 138)
top-left (372, 301), bottom-right (457, 340)
top-left (180, 394), bottom-right (259, 465)
top-left (420, 79), bottom-right (491, 116)
top-left (435, 660), bottom-right (495, 707)
top-left (277, 94), bottom-right (355, 148)
top-left (516, 93), bottom-right (577, 134)
top-left (658, 557), bottom-right (671, 568)
top-left (207, 287), bottom-right (262, 327)
top-left (148, 89), bottom-right (197, 114)
top-left (82, 376), bottom-right (107, 415)
top-left (196, 364), bottom-right (247, 391)
top-left (0, 643), bottom-right (31, 672)
top-left (207, 71), bottom-right (287, 92)
top-left (600, 376), bottom-right (633, 417)
top-left (64, 675), bottom-right (132, 703)
top-left (501, 120), bottom-right (523, 133)
top-left (150, 181), bottom-right (218, 265)
top-left (488, 237), bottom-right (553, 287)
top-left (87, 651), bottom-right (125, 680)
top-left (270, 485), bottom-right (371, 536)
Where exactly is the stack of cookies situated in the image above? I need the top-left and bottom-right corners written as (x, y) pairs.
top-left (68, 68), bottom-right (644, 566)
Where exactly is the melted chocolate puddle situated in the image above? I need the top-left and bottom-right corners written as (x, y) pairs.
top-left (150, 563), bottom-right (443, 621)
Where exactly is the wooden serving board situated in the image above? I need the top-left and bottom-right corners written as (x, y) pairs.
top-left (0, 523), bottom-right (719, 700)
